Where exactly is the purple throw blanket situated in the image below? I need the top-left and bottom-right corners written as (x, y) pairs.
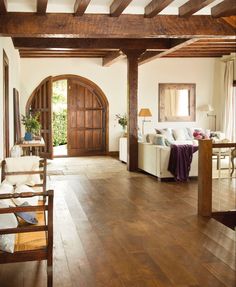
top-left (168, 144), bottom-right (198, 181)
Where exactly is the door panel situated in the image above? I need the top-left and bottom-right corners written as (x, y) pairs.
top-left (26, 77), bottom-right (53, 159)
top-left (67, 78), bottom-right (106, 156)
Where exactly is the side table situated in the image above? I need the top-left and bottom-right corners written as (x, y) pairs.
top-left (19, 138), bottom-right (45, 156)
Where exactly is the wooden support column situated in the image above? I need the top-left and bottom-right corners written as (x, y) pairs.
top-left (198, 139), bottom-right (212, 216)
top-left (122, 49), bottom-right (145, 171)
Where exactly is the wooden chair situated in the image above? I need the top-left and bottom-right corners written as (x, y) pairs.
top-left (0, 158), bottom-right (54, 287)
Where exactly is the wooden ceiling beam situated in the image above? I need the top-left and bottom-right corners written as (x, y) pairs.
top-left (74, 0), bottom-right (91, 16)
top-left (0, 0), bottom-right (7, 14)
top-left (2, 14), bottom-right (234, 38)
top-left (179, 0), bottom-right (215, 17)
top-left (103, 50), bottom-right (124, 67)
top-left (110, 0), bottom-right (133, 17)
top-left (37, 0), bottom-right (48, 14)
top-left (145, 0), bottom-right (174, 18)
top-left (211, 0), bottom-right (236, 17)
top-left (139, 38), bottom-right (199, 65)
top-left (12, 38), bottom-right (172, 50)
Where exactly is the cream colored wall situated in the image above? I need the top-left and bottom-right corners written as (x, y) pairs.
top-left (139, 58), bottom-right (215, 133)
top-left (20, 57), bottom-right (215, 151)
top-left (0, 37), bottom-right (20, 160)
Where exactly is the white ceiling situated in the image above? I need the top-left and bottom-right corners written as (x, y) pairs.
top-left (7, 0), bottom-right (225, 14)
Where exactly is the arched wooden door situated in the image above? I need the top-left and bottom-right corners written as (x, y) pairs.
top-left (26, 75), bottom-right (108, 158)
top-left (26, 77), bottom-right (53, 159)
top-left (67, 77), bottom-right (108, 156)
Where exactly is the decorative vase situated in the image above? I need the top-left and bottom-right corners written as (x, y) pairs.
top-left (122, 126), bottom-right (127, 137)
top-left (24, 132), bottom-right (33, 141)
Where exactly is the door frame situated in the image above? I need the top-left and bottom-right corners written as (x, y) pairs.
top-left (3, 49), bottom-right (9, 158)
top-left (26, 74), bottom-right (109, 156)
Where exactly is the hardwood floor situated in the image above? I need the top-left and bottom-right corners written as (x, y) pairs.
top-left (0, 156), bottom-right (235, 287)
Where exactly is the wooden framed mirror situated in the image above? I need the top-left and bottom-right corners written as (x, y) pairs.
top-left (158, 83), bottom-right (196, 122)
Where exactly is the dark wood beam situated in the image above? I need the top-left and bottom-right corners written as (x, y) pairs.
top-left (103, 51), bottom-right (124, 67)
top-left (139, 39), bottom-right (198, 64)
top-left (12, 38), bottom-right (171, 50)
top-left (212, 0), bottom-right (236, 17)
top-left (145, 0), bottom-right (174, 18)
top-left (122, 49), bottom-right (145, 171)
top-left (0, 0), bottom-right (7, 14)
top-left (222, 16), bottom-right (236, 29)
top-left (2, 14), bottom-right (234, 38)
top-left (74, 0), bottom-right (91, 16)
top-left (179, 0), bottom-right (215, 17)
top-left (110, 0), bottom-right (133, 17)
top-left (37, 0), bottom-right (48, 14)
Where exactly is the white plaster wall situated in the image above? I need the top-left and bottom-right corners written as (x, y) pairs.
top-left (20, 58), bottom-right (127, 151)
top-left (20, 57), bottom-right (215, 151)
top-left (0, 37), bottom-right (20, 160)
top-left (139, 58), bottom-right (215, 133)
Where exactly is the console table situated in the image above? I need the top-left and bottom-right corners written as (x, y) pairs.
top-left (19, 138), bottom-right (45, 156)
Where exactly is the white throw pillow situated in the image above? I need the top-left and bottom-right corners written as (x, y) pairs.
top-left (0, 202), bottom-right (18, 253)
top-left (172, 128), bottom-right (187, 141)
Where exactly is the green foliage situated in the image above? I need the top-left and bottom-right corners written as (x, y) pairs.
top-left (116, 114), bottom-right (127, 129)
top-left (21, 113), bottom-right (41, 135)
top-left (53, 109), bottom-right (67, 146)
top-left (52, 80), bottom-right (67, 105)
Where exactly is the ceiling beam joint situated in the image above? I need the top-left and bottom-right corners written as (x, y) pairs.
top-left (211, 0), bottom-right (236, 18)
top-left (110, 0), bottom-right (133, 17)
top-left (145, 0), bottom-right (174, 18)
top-left (37, 0), bottom-right (48, 14)
top-left (74, 0), bottom-right (91, 16)
top-left (179, 0), bottom-right (215, 17)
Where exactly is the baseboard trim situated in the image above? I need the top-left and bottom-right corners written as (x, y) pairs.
top-left (108, 151), bottom-right (119, 157)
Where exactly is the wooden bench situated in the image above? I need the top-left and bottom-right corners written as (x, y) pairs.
top-left (0, 158), bottom-right (54, 287)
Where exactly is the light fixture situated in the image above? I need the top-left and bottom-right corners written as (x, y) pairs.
top-left (138, 108), bottom-right (152, 135)
top-left (198, 104), bottom-right (216, 131)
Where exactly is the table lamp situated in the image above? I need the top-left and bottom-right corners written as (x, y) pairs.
top-left (138, 108), bottom-right (152, 135)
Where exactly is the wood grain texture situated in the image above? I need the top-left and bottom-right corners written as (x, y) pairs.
top-left (37, 0), bottom-right (48, 14)
top-left (198, 139), bottom-right (213, 216)
top-left (0, 14), bottom-right (235, 38)
top-left (179, 0), bottom-right (215, 17)
top-left (0, 0), bottom-right (6, 14)
top-left (145, 0), bottom-right (174, 18)
top-left (74, 0), bottom-right (91, 16)
top-left (110, 0), bottom-right (133, 17)
top-left (123, 49), bottom-right (145, 171)
top-left (12, 38), bottom-right (172, 50)
top-left (212, 0), bottom-right (236, 17)
top-left (0, 156), bottom-right (235, 286)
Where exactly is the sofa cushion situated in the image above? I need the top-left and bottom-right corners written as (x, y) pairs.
top-left (152, 134), bottom-right (166, 146)
top-left (155, 128), bottom-right (175, 142)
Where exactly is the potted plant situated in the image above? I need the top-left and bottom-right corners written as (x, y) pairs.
top-left (116, 114), bottom-right (127, 135)
top-left (21, 113), bottom-right (41, 141)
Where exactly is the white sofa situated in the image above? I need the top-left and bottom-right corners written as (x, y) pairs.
top-left (138, 142), bottom-right (198, 180)
top-left (138, 128), bottom-right (200, 180)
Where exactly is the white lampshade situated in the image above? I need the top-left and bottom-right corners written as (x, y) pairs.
top-left (198, 104), bottom-right (214, 112)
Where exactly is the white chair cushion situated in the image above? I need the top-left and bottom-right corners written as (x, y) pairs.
top-left (5, 156), bottom-right (41, 186)
top-left (0, 202), bottom-right (18, 253)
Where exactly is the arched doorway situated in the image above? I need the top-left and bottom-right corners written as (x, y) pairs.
top-left (26, 75), bottom-right (109, 158)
